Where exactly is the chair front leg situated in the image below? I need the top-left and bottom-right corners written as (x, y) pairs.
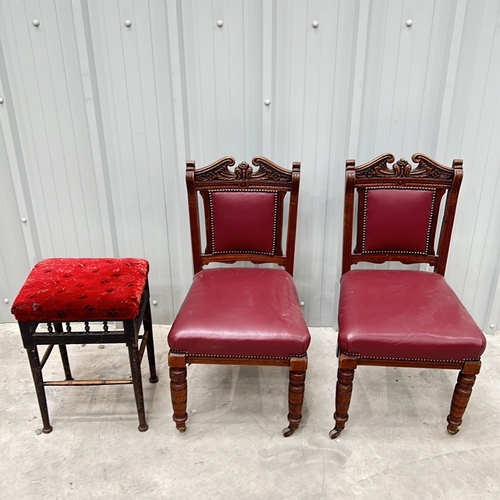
top-left (447, 360), bottom-right (481, 435)
top-left (329, 355), bottom-right (358, 439)
top-left (168, 352), bottom-right (188, 432)
top-left (283, 356), bottom-right (308, 437)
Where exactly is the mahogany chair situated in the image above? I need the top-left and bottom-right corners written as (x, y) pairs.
top-left (11, 258), bottom-right (158, 433)
top-left (167, 156), bottom-right (310, 436)
top-left (329, 153), bottom-right (487, 439)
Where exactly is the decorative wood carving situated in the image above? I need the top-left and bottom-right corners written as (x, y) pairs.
top-left (353, 152), bottom-right (455, 180)
top-left (193, 156), bottom-right (292, 185)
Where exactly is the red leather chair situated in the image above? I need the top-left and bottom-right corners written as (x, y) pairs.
top-left (11, 258), bottom-right (157, 433)
top-left (167, 156), bottom-right (310, 436)
top-left (329, 153), bottom-right (487, 438)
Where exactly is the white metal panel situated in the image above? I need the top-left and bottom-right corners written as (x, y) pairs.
top-left (0, 0), bottom-right (112, 258)
top-left (437, 0), bottom-right (500, 330)
top-left (0, 0), bottom-right (499, 329)
top-left (0, 111), bottom-right (31, 323)
top-left (271, 0), bottom-right (360, 325)
top-left (86, 0), bottom-right (191, 323)
top-left (178, 0), bottom-right (264, 162)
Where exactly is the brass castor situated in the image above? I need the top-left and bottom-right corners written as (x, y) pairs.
top-left (329, 427), bottom-right (342, 439)
top-left (282, 427), bottom-right (295, 437)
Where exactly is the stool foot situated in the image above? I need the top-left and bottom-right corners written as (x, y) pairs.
top-left (149, 375), bottom-right (159, 383)
top-left (138, 423), bottom-right (149, 432)
top-left (42, 426), bottom-right (53, 434)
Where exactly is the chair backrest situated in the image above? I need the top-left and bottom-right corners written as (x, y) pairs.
top-left (342, 153), bottom-right (463, 276)
top-left (186, 156), bottom-right (300, 275)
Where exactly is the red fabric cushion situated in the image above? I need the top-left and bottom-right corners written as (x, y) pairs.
top-left (210, 191), bottom-right (277, 254)
top-left (11, 258), bottom-right (149, 322)
top-left (168, 268), bottom-right (310, 358)
top-left (338, 270), bottom-right (486, 361)
top-left (363, 188), bottom-right (435, 254)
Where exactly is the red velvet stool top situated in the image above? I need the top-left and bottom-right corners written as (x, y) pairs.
top-left (168, 268), bottom-right (310, 359)
top-left (338, 270), bottom-right (487, 362)
top-left (11, 258), bottom-right (149, 322)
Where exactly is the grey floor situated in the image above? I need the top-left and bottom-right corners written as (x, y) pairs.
top-left (1, 323), bottom-right (499, 499)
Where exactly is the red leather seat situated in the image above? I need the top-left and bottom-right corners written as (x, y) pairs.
top-left (338, 270), bottom-right (486, 361)
top-left (169, 268), bottom-right (309, 358)
top-left (330, 153), bottom-right (486, 439)
top-left (167, 156), bottom-right (310, 436)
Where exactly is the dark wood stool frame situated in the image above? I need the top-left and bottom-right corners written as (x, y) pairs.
top-left (18, 280), bottom-right (158, 433)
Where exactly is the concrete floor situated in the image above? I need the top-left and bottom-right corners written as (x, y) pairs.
top-left (1, 323), bottom-right (499, 499)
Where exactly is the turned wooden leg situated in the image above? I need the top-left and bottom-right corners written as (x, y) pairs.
top-left (168, 352), bottom-right (188, 432)
top-left (447, 361), bottom-right (481, 435)
top-left (283, 356), bottom-right (307, 437)
top-left (329, 355), bottom-right (358, 439)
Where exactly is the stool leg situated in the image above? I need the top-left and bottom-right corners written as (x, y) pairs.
top-left (19, 323), bottom-right (53, 433)
top-left (25, 344), bottom-right (53, 434)
top-left (143, 301), bottom-right (158, 383)
top-left (54, 323), bottom-right (73, 380)
top-left (125, 319), bottom-right (148, 432)
top-left (58, 346), bottom-right (73, 380)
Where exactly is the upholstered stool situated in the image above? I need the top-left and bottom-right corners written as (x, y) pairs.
top-left (11, 258), bottom-right (158, 433)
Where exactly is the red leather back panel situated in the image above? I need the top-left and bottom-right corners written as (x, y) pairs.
top-left (363, 188), bottom-right (435, 254)
top-left (210, 191), bottom-right (277, 254)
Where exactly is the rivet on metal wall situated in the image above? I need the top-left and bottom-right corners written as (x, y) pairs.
top-left (490, 323), bottom-right (496, 330)
top-left (152, 300), bottom-right (158, 306)
top-left (216, 20), bottom-right (224, 28)
top-left (21, 217), bottom-right (27, 223)
top-left (124, 20), bottom-right (132, 27)
top-left (300, 301), bottom-right (305, 307)
top-left (3, 298), bottom-right (9, 304)
top-left (312, 20), bottom-right (319, 28)
top-left (0, 97), bottom-right (4, 104)
top-left (32, 19), bottom-right (40, 27)
top-left (264, 99), bottom-right (271, 106)
top-left (405, 19), bottom-right (413, 27)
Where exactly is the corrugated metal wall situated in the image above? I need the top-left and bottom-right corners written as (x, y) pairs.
top-left (1, 0), bottom-right (499, 332)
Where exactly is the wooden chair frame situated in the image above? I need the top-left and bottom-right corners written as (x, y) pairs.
top-left (330, 153), bottom-right (482, 438)
top-left (168, 156), bottom-right (308, 436)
